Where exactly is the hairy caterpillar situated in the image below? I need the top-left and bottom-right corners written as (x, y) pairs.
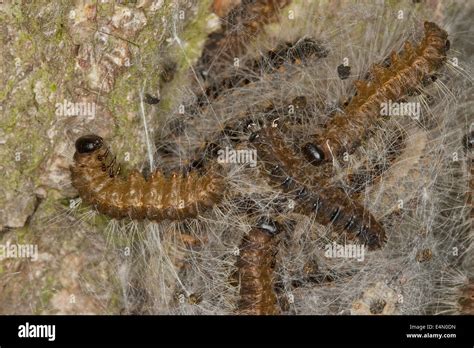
top-left (70, 134), bottom-right (224, 221)
top-left (188, 95), bottom-right (309, 170)
top-left (197, 38), bottom-right (328, 107)
top-left (198, 0), bottom-right (291, 80)
top-left (236, 218), bottom-right (281, 315)
top-left (250, 125), bottom-right (386, 250)
top-left (458, 280), bottom-right (474, 314)
top-left (302, 21), bottom-right (449, 165)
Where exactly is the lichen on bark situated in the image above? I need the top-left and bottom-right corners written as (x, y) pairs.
top-left (0, 0), bottom-right (216, 314)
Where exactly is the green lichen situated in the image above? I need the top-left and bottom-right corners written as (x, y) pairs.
top-left (158, 0), bottom-right (214, 116)
top-left (13, 226), bottom-right (32, 245)
top-left (0, 0), bottom-right (217, 314)
top-left (35, 274), bottom-right (57, 314)
top-left (106, 1), bottom-right (214, 165)
top-left (0, 78), bottom-right (15, 104)
top-left (107, 289), bottom-right (123, 313)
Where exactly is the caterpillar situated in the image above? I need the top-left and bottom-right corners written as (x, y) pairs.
top-left (197, 38), bottom-right (328, 107)
top-left (250, 125), bottom-right (386, 250)
top-left (197, 0), bottom-right (291, 81)
top-left (302, 21), bottom-right (450, 165)
top-left (458, 279), bottom-right (474, 315)
top-left (70, 134), bottom-right (224, 221)
top-left (236, 218), bottom-right (281, 315)
top-left (188, 95), bottom-right (307, 169)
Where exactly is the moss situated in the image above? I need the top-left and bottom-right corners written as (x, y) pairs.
top-left (0, 78), bottom-right (15, 104)
top-left (38, 194), bottom-right (69, 221)
top-left (14, 226), bottom-right (32, 245)
top-left (107, 290), bottom-right (123, 313)
top-left (6, 126), bottom-right (48, 179)
top-left (0, 37), bottom-right (64, 198)
top-left (9, 2), bottom-right (25, 25)
top-left (107, 76), bottom-right (144, 168)
top-left (91, 213), bottom-right (111, 232)
top-left (35, 274), bottom-right (57, 314)
top-left (157, 0), bottom-right (214, 115)
top-left (97, 0), bottom-right (115, 18)
top-left (105, 3), bottom-right (171, 165)
top-left (0, 55), bottom-right (68, 203)
top-left (1, 0), bottom-right (219, 314)
top-left (177, 0), bottom-right (214, 69)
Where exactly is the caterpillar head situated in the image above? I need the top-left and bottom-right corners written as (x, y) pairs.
top-left (302, 142), bottom-right (325, 165)
top-left (463, 130), bottom-right (474, 151)
top-left (75, 134), bottom-right (104, 154)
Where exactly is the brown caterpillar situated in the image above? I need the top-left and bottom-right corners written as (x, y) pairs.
top-left (458, 279), bottom-right (474, 314)
top-left (302, 21), bottom-right (449, 165)
top-left (198, 0), bottom-right (291, 80)
top-left (197, 38), bottom-right (328, 107)
top-left (70, 135), bottom-right (224, 221)
top-left (236, 219), bottom-right (281, 315)
top-left (250, 126), bottom-right (386, 250)
top-left (188, 95), bottom-right (309, 171)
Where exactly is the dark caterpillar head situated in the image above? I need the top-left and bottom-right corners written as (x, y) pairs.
top-left (337, 64), bottom-right (351, 80)
top-left (463, 129), bottom-right (474, 151)
top-left (302, 142), bottom-right (325, 165)
top-left (75, 134), bottom-right (104, 154)
top-left (249, 132), bottom-right (261, 143)
top-left (144, 93), bottom-right (161, 105)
